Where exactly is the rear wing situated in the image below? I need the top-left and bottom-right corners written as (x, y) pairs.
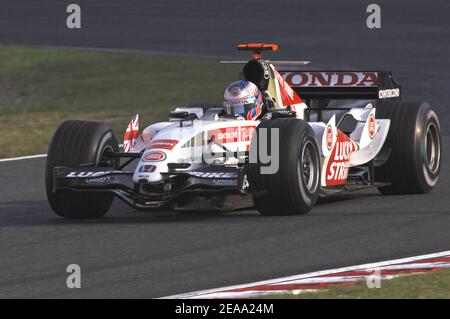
top-left (278, 70), bottom-right (401, 100)
top-left (234, 43), bottom-right (401, 101)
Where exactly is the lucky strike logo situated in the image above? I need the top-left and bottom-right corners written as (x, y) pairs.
top-left (66, 171), bottom-right (111, 177)
top-left (326, 125), bottom-right (333, 150)
top-left (325, 131), bottom-right (358, 186)
top-left (144, 151), bottom-right (166, 162)
top-left (368, 115), bottom-right (376, 139)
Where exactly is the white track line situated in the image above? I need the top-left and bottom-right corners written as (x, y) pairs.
top-left (42, 45), bottom-right (229, 61)
top-left (163, 250), bottom-right (450, 299)
top-left (0, 144), bottom-right (124, 163)
top-left (0, 154), bottom-right (47, 162)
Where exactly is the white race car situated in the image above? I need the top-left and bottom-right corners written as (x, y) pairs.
top-left (46, 43), bottom-right (441, 218)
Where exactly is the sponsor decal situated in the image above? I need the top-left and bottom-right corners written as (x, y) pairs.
top-left (239, 126), bottom-right (256, 142)
top-left (148, 139), bottom-right (178, 150)
top-left (191, 171), bottom-right (237, 179)
top-left (207, 126), bottom-right (256, 144)
top-left (66, 171), bottom-right (111, 178)
top-left (368, 114), bottom-right (376, 139)
top-left (281, 71), bottom-right (378, 87)
top-left (212, 179), bottom-right (237, 186)
top-left (326, 125), bottom-right (333, 150)
top-left (223, 98), bottom-right (253, 107)
top-left (378, 88), bottom-right (400, 99)
top-left (273, 68), bottom-right (303, 107)
top-left (139, 164), bottom-right (156, 172)
top-left (324, 131), bottom-right (358, 186)
top-left (85, 176), bottom-right (111, 184)
top-left (275, 71), bottom-right (295, 100)
top-left (208, 128), bottom-right (239, 143)
top-left (144, 151), bottom-right (166, 162)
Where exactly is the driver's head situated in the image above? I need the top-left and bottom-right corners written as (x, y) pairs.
top-left (223, 80), bottom-right (263, 120)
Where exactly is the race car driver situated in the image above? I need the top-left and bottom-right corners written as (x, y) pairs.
top-left (223, 80), bottom-right (268, 120)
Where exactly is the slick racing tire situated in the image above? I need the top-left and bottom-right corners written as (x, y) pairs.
top-left (45, 121), bottom-right (119, 218)
top-left (375, 101), bottom-right (441, 194)
top-left (247, 118), bottom-right (320, 215)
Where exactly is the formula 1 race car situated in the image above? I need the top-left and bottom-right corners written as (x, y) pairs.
top-left (46, 43), bottom-right (441, 218)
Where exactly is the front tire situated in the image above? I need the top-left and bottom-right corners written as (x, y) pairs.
top-left (247, 119), bottom-right (320, 215)
top-left (45, 120), bottom-right (119, 218)
top-left (375, 101), bottom-right (441, 194)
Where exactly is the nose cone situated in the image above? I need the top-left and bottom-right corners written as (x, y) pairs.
top-left (133, 149), bottom-right (171, 183)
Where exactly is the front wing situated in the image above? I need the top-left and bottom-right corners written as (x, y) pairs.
top-left (52, 166), bottom-right (245, 211)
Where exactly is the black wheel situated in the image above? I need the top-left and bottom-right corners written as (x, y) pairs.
top-left (375, 101), bottom-right (441, 194)
top-left (45, 120), bottom-right (119, 218)
top-left (247, 118), bottom-right (320, 215)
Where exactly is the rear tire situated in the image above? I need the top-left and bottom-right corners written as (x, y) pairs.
top-left (247, 119), bottom-right (320, 215)
top-left (45, 120), bottom-right (119, 218)
top-left (375, 101), bottom-right (441, 194)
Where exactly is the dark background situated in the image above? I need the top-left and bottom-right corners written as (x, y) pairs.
top-left (0, 0), bottom-right (449, 131)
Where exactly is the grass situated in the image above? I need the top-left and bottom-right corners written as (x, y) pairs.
top-left (0, 45), bottom-right (240, 158)
top-left (264, 268), bottom-right (450, 299)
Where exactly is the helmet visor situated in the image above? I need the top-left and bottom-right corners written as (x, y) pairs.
top-left (224, 102), bottom-right (256, 117)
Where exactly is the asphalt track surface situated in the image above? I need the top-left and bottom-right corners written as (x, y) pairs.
top-left (0, 0), bottom-right (449, 298)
